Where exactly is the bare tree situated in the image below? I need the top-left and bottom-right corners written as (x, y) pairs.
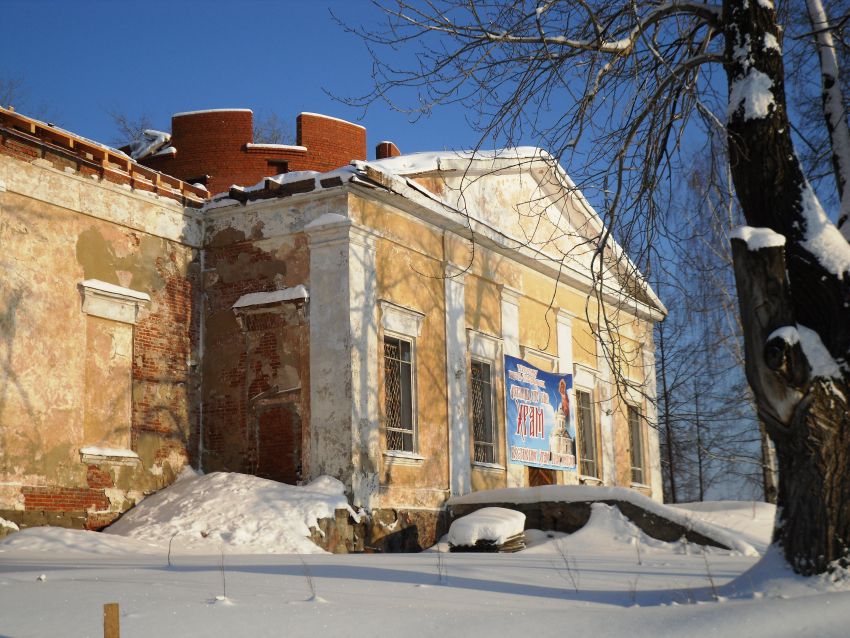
top-left (106, 108), bottom-right (156, 149)
top-left (254, 110), bottom-right (295, 145)
top-left (346, 0), bottom-right (850, 575)
top-left (0, 75), bottom-right (25, 109)
top-left (107, 107), bottom-right (293, 152)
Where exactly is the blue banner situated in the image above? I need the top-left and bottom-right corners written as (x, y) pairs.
top-left (504, 354), bottom-right (576, 470)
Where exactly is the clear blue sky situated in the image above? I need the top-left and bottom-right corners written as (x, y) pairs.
top-left (0, 0), bottom-right (487, 158)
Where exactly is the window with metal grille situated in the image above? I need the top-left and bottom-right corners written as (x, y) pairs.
top-left (628, 404), bottom-right (645, 484)
top-left (577, 390), bottom-right (599, 478)
top-left (470, 360), bottom-right (495, 464)
top-left (384, 336), bottom-right (414, 452)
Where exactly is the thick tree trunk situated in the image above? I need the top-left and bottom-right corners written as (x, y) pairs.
top-left (724, 0), bottom-right (850, 575)
top-left (731, 239), bottom-right (850, 574)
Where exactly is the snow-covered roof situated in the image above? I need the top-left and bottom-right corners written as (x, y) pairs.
top-left (367, 146), bottom-right (546, 175)
top-left (204, 147), bottom-right (664, 318)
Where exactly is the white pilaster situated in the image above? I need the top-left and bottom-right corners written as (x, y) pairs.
top-left (500, 285), bottom-right (524, 488)
top-left (642, 343), bottom-right (663, 502)
top-left (598, 342), bottom-right (616, 486)
top-left (306, 217), bottom-right (380, 509)
top-left (444, 263), bottom-right (470, 496)
top-left (556, 309), bottom-right (579, 485)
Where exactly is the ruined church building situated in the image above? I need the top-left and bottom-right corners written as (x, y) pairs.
top-left (0, 106), bottom-right (665, 548)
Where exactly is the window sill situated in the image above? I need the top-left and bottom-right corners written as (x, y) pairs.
top-left (472, 461), bottom-right (505, 472)
top-left (630, 482), bottom-right (651, 490)
top-left (383, 450), bottom-right (425, 466)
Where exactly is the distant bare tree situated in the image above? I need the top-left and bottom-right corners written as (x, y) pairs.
top-left (254, 110), bottom-right (294, 145)
top-left (0, 75), bottom-right (25, 109)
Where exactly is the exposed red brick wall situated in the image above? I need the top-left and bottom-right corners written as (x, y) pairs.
top-left (139, 110), bottom-right (367, 195)
top-left (132, 268), bottom-right (201, 463)
top-left (86, 466), bottom-right (114, 489)
top-left (200, 233), bottom-right (310, 481)
top-left (22, 487), bottom-right (110, 512)
top-left (0, 107), bottom-right (206, 206)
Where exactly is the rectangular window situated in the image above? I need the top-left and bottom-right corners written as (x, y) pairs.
top-left (628, 404), bottom-right (645, 484)
top-left (470, 359), bottom-right (495, 464)
top-left (577, 390), bottom-right (599, 478)
top-left (384, 336), bottom-right (415, 452)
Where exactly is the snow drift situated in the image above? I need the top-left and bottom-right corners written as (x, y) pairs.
top-left (104, 471), bottom-right (354, 554)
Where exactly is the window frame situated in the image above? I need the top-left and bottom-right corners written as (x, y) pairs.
top-left (575, 388), bottom-right (600, 480)
top-left (379, 301), bottom-right (425, 459)
top-left (470, 357), bottom-right (497, 466)
top-left (627, 403), bottom-right (647, 486)
top-left (382, 332), bottom-right (418, 454)
top-left (467, 329), bottom-right (504, 470)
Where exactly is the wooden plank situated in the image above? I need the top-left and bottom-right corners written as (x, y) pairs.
top-left (103, 602), bottom-right (120, 638)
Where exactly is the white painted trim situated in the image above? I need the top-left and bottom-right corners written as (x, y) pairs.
top-left (467, 329), bottom-right (502, 361)
top-left (520, 345), bottom-right (558, 370)
top-left (380, 301), bottom-right (425, 338)
top-left (79, 280), bottom-right (149, 325)
top-left (573, 363), bottom-right (597, 390)
top-left (443, 263), bottom-right (470, 496)
top-left (500, 285), bottom-right (524, 488)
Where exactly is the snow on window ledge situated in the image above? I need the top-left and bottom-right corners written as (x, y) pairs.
top-left (80, 446), bottom-right (141, 466)
top-left (383, 450), bottom-right (425, 466)
top-left (472, 461), bottom-right (506, 472)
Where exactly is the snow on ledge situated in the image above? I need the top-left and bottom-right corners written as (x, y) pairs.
top-left (449, 485), bottom-right (758, 556)
top-left (299, 112), bottom-right (365, 130)
top-left (730, 226), bottom-right (786, 250)
top-left (80, 446), bottom-right (140, 459)
top-left (448, 507), bottom-right (525, 546)
top-left (173, 108), bottom-right (252, 118)
top-left (232, 285), bottom-right (309, 309)
top-left (245, 143), bottom-right (308, 152)
top-left (80, 280), bottom-right (150, 301)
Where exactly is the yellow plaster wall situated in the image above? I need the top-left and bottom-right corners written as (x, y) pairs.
top-left (372, 209), bottom-right (451, 508)
top-left (0, 158), bottom-right (198, 520)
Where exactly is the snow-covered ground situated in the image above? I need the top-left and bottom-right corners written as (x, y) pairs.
top-left (1, 476), bottom-right (848, 637)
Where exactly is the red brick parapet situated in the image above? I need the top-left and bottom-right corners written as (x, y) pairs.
top-left (0, 106), bottom-right (207, 207)
top-left (139, 109), bottom-right (368, 195)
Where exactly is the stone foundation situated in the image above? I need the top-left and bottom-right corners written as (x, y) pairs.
top-left (311, 507), bottom-right (448, 553)
top-left (448, 500), bottom-right (729, 549)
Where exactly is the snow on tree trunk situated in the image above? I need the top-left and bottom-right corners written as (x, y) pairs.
top-left (724, 0), bottom-right (850, 575)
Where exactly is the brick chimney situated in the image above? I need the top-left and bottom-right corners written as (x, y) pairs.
top-left (375, 141), bottom-right (401, 160)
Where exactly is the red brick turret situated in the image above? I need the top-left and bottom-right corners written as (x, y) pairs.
top-left (139, 109), bottom-right (367, 195)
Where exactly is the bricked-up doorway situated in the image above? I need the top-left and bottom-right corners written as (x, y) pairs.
top-left (255, 402), bottom-right (302, 484)
top-left (528, 467), bottom-right (557, 487)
